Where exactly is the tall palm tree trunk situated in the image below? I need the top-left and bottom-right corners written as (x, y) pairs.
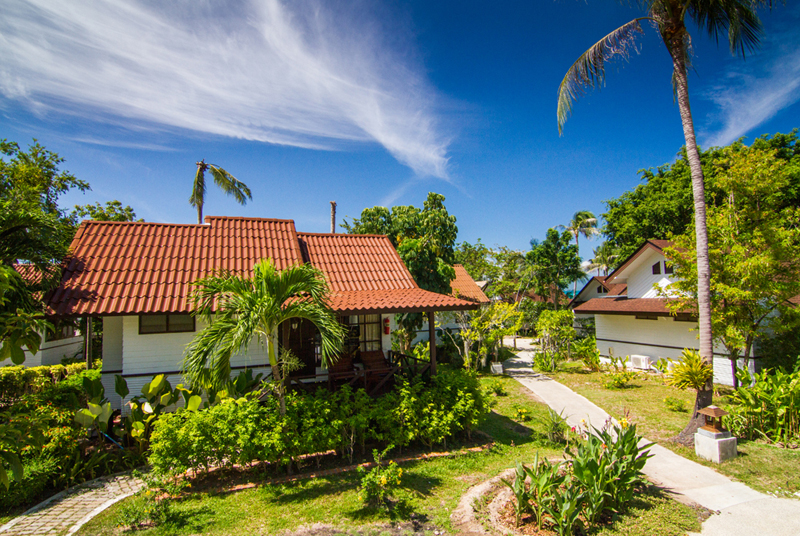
top-left (669, 31), bottom-right (714, 443)
top-left (574, 234), bottom-right (579, 297)
top-left (197, 204), bottom-right (203, 225)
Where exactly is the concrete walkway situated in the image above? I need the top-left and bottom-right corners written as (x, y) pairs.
top-left (0, 472), bottom-right (144, 536)
top-left (502, 337), bottom-right (800, 536)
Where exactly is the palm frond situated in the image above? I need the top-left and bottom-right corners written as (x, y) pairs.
top-left (209, 165), bottom-right (252, 206)
top-left (189, 164), bottom-right (205, 208)
top-left (685, 0), bottom-right (763, 57)
top-left (557, 18), bottom-right (646, 135)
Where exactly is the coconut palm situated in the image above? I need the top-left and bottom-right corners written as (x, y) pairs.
top-left (184, 259), bottom-right (345, 414)
top-left (557, 0), bottom-right (773, 441)
top-left (189, 160), bottom-right (252, 224)
top-left (589, 242), bottom-right (619, 277)
top-left (558, 210), bottom-right (600, 295)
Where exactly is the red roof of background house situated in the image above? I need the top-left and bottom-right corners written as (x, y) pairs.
top-left (573, 296), bottom-right (691, 316)
top-left (449, 265), bottom-right (491, 305)
top-left (47, 217), bottom-right (478, 316)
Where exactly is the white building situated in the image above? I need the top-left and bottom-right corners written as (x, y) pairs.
top-left (572, 240), bottom-right (749, 386)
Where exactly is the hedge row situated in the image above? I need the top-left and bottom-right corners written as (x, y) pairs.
top-left (149, 368), bottom-right (489, 477)
top-left (0, 362), bottom-right (91, 402)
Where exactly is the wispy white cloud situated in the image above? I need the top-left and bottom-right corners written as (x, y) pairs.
top-left (0, 0), bottom-right (450, 178)
top-left (699, 9), bottom-right (800, 147)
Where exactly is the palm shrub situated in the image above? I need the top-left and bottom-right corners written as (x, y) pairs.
top-left (666, 349), bottom-right (713, 391)
top-left (571, 336), bottom-right (601, 371)
top-left (727, 367), bottom-right (800, 443)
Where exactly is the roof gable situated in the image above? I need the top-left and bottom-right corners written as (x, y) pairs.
top-left (450, 265), bottom-right (491, 304)
top-left (606, 239), bottom-right (673, 284)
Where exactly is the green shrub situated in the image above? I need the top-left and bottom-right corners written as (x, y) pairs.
top-left (0, 362), bottom-right (91, 402)
top-left (0, 456), bottom-right (59, 512)
top-left (666, 349), bottom-right (713, 390)
top-left (727, 367), bottom-right (800, 443)
top-left (572, 337), bottom-right (601, 371)
top-left (539, 408), bottom-right (569, 444)
top-left (663, 396), bottom-right (688, 412)
top-left (357, 445), bottom-right (403, 508)
top-left (603, 371), bottom-right (637, 389)
top-left (487, 378), bottom-right (507, 396)
top-left (114, 491), bottom-right (171, 530)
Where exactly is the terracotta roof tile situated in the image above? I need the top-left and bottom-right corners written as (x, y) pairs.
top-left (49, 220), bottom-right (479, 316)
top-left (450, 265), bottom-right (490, 304)
top-left (49, 217), bottom-right (303, 316)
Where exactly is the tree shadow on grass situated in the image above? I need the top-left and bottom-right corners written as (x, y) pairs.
top-left (479, 410), bottom-right (550, 448)
top-left (159, 501), bottom-right (215, 533)
top-left (260, 473), bottom-right (360, 505)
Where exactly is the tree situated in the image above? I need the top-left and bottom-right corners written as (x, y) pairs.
top-left (602, 131), bottom-right (800, 260)
top-left (189, 160), bottom-right (252, 224)
top-left (184, 259), bottom-right (345, 414)
top-left (71, 201), bottom-right (142, 223)
top-left (455, 239), bottom-right (497, 282)
top-left (460, 302), bottom-right (523, 369)
top-left (558, 0), bottom-right (777, 437)
top-left (665, 147), bottom-right (800, 391)
top-left (526, 229), bottom-right (583, 310)
top-left (588, 241), bottom-right (619, 277)
top-left (0, 265), bottom-right (50, 364)
top-left (343, 192), bottom-right (458, 348)
top-left (558, 210), bottom-right (599, 295)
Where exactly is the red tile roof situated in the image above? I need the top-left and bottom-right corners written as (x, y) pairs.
top-left (573, 296), bottom-right (692, 316)
top-left (450, 265), bottom-right (490, 304)
top-left (48, 218), bottom-right (478, 316)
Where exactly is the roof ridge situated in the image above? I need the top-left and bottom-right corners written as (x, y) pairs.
top-left (297, 232), bottom-right (391, 238)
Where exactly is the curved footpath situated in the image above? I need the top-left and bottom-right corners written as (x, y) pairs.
top-left (503, 337), bottom-right (800, 536)
top-left (0, 473), bottom-right (144, 536)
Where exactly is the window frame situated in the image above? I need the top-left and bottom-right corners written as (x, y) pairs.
top-left (635, 314), bottom-right (659, 321)
top-left (651, 262), bottom-right (661, 275)
top-left (138, 314), bottom-right (196, 335)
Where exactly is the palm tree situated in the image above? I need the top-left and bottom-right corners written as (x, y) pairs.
top-left (589, 242), bottom-right (619, 277)
top-left (558, 210), bottom-right (600, 295)
top-left (189, 160), bottom-right (252, 224)
top-left (557, 0), bottom-right (772, 442)
top-left (184, 259), bottom-right (345, 414)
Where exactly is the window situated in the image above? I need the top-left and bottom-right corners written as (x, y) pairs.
top-left (674, 313), bottom-right (697, 322)
top-left (596, 285), bottom-right (607, 294)
top-left (342, 314), bottom-right (382, 353)
top-left (635, 314), bottom-right (658, 320)
top-left (664, 262), bottom-right (674, 275)
top-left (139, 314), bottom-right (195, 334)
top-left (651, 262), bottom-right (661, 275)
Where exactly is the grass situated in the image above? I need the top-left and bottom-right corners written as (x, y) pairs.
top-left (76, 375), bottom-right (702, 535)
top-left (549, 362), bottom-right (800, 496)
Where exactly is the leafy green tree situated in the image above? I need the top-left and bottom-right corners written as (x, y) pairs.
top-left (588, 241), bottom-right (619, 277)
top-left (558, 0), bottom-right (780, 435)
top-left (602, 132), bottom-right (800, 260)
top-left (189, 160), bottom-right (252, 224)
top-left (526, 229), bottom-right (583, 310)
top-left (461, 302), bottom-right (523, 369)
top-left (665, 147), bottom-right (800, 390)
top-left (489, 246), bottom-right (530, 302)
top-left (344, 192), bottom-right (458, 344)
top-left (455, 239), bottom-right (497, 282)
top-left (536, 309), bottom-right (576, 371)
top-left (184, 259), bottom-right (345, 414)
top-left (0, 265), bottom-right (50, 364)
top-left (558, 210), bottom-right (599, 295)
top-left (71, 201), bottom-right (142, 223)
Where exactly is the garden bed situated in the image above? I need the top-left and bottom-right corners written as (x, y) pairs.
top-left (548, 362), bottom-right (800, 497)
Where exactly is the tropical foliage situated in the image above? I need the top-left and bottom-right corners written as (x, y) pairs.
top-left (184, 259), bottom-right (345, 413)
top-left (727, 367), bottom-right (800, 444)
top-left (189, 160), bottom-right (251, 224)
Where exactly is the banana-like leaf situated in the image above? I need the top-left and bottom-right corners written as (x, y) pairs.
top-left (115, 375), bottom-right (129, 399)
top-left (142, 402), bottom-right (154, 414)
top-left (186, 395), bottom-right (202, 412)
top-left (74, 408), bottom-right (97, 428)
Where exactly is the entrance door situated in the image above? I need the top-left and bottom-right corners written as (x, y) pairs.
top-left (280, 319), bottom-right (318, 377)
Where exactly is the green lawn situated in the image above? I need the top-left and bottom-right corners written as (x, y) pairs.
top-left (549, 363), bottom-right (800, 496)
top-left (77, 376), bottom-right (702, 535)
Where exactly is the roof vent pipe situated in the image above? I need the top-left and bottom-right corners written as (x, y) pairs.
top-left (330, 201), bottom-right (337, 234)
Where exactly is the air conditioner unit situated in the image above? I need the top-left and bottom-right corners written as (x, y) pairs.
top-left (629, 355), bottom-right (653, 370)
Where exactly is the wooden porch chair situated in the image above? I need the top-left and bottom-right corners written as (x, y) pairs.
top-left (360, 350), bottom-right (397, 395)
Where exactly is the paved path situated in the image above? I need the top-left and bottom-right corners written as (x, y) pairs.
top-left (501, 337), bottom-right (800, 536)
top-left (0, 473), bottom-right (145, 536)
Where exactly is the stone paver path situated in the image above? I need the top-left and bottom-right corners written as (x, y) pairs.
top-left (0, 473), bottom-right (144, 536)
top-left (501, 337), bottom-right (800, 536)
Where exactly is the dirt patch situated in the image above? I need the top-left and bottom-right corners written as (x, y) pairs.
top-left (278, 521), bottom-right (447, 535)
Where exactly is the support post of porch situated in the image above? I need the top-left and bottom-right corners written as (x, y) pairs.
top-left (84, 316), bottom-right (93, 369)
top-left (428, 311), bottom-right (436, 376)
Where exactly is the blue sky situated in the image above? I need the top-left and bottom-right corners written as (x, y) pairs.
top-left (2, 0), bottom-right (799, 261)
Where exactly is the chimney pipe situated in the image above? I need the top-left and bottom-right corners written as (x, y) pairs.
top-left (330, 201), bottom-right (337, 234)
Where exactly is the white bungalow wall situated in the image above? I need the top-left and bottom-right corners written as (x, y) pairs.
top-left (595, 314), bottom-right (752, 386)
top-left (22, 333), bottom-right (83, 367)
top-left (616, 249), bottom-right (675, 299)
top-left (103, 313), bottom-right (396, 411)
